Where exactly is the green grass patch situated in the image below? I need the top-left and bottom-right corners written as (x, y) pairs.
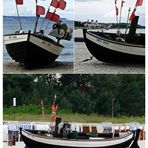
top-left (4, 105), bottom-right (145, 123)
top-left (3, 113), bottom-right (145, 124)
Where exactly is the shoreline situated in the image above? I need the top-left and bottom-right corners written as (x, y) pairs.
top-left (3, 60), bottom-right (73, 74)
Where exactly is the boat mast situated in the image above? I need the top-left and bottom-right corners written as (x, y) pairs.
top-left (117, 0), bottom-right (125, 33)
top-left (39, 5), bottom-right (51, 31)
top-left (44, 9), bottom-right (56, 33)
top-left (124, 7), bottom-right (131, 35)
top-left (115, 0), bottom-right (118, 24)
top-left (15, 1), bottom-right (23, 31)
top-left (34, 0), bottom-right (40, 34)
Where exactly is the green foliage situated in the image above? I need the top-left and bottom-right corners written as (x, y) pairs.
top-left (3, 74), bottom-right (145, 117)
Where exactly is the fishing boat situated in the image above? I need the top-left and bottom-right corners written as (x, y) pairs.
top-left (3, 0), bottom-right (73, 68)
top-left (83, 0), bottom-right (145, 64)
top-left (20, 118), bottom-right (141, 148)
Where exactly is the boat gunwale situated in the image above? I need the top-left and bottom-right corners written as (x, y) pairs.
top-left (4, 32), bottom-right (64, 48)
top-left (87, 30), bottom-right (145, 48)
top-left (22, 129), bottom-right (134, 142)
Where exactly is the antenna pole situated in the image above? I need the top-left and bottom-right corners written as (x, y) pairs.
top-left (15, 2), bottom-right (23, 30)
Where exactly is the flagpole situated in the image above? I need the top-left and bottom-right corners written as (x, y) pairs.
top-left (44, 9), bottom-right (57, 33)
top-left (117, 0), bottom-right (124, 33)
top-left (34, 0), bottom-right (40, 34)
top-left (15, 1), bottom-right (23, 30)
top-left (39, 7), bottom-right (50, 31)
top-left (115, 0), bottom-right (118, 24)
top-left (124, 7), bottom-right (131, 36)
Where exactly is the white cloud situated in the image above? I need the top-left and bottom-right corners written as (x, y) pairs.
top-left (75, 0), bottom-right (145, 25)
top-left (3, 0), bottom-right (74, 20)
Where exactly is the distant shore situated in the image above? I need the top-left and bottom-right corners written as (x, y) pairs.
top-left (3, 60), bottom-right (73, 74)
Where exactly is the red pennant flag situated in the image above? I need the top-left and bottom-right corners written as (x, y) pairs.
top-left (36, 5), bottom-right (45, 15)
top-left (16, 0), bottom-right (23, 5)
top-left (45, 12), bottom-right (60, 22)
top-left (55, 105), bottom-right (58, 111)
top-left (51, 105), bottom-right (55, 111)
top-left (129, 8), bottom-right (136, 21)
top-left (50, 0), bottom-right (59, 8)
top-left (116, 6), bottom-right (119, 16)
top-left (58, 0), bottom-right (66, 10)
top-left (135, 0), bottom-right (143, 7)
top-left (121, 0), bottom-right (125, 7)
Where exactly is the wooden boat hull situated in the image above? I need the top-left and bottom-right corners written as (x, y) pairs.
top-left (20, 129), bottom-right (140, 148)
top-left (83, 29), bottom-right (145, 64)
top-left (4, 32), bottom-right (64, 68)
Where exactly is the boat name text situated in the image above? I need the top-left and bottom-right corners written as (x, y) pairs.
top-left (97, 38), bottom-right (109, 45)
top-left (42, 41), bottom-right (51, 47)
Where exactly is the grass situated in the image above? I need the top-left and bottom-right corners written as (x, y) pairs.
top-left (3, 113), bottom-right (145, 124)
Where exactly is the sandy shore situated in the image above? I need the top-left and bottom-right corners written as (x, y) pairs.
top-left (74, 29), bottom-right (145, 74)
top-left (3, 60), bottom-right (73, 74)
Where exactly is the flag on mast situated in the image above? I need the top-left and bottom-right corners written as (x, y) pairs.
top-left (135, 0), bottom-right (143, 7)
top-left (50, 94), bottom-right (59, 121)
top-left (129, 8), bottom-right (136, 21)
top-left (115, 0), bottom-right (119, 16)
top-left (36, 5), bottom-right (45, 15)
top-left (50, 0), bottom-right (66, 10)
top-left (50, 0), bottom-right (59, 8)
top-left (45, 12), bottom-right (60, 22)
top-left (58, 0), bottom-right (66, 10)
top-left (16, 0), bottom-right (23, 5)
top-left (121, 0), bottom-right (125, 7)
top-left (116, 6), bottom-right (119, 16)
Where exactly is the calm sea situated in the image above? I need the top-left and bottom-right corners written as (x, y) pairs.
top-left (3, 16), bottom-right (74, 62)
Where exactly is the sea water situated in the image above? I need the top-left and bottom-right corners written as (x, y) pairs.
top-left (3, 16), bottom-right (74, 62)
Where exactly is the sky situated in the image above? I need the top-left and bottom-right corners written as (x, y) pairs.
top-left (3, 0), bottom-right (74, 20)
top-left (75, 0), bottom-right (145, 25)
top-left (3, 0), bottom-right (146, 25)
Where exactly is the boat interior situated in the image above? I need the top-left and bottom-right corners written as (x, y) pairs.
top-left (89, 31), bottom-right (145, 46)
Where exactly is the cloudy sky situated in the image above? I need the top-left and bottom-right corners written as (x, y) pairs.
top-left (75, 0), bottom-right (145, 25)
top-left (3, 0), bottom-right (145, 25)
top-left (3, 0), bottom-right (74, 20)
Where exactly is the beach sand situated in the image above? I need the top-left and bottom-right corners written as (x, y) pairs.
top-left (3, 60), bottom-right (73, 74)
top-left (74, 29), bottom-right (145, 74)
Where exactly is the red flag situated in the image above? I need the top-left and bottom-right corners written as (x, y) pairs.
top-left (135, 0), bottom-right (143, 7)
top-left (16, 0), bottom-right (23, 5)
top-left (116, 6), bottom-right (119, 16)
top-left (36, 5), bottom-right (45, 15)
top-left (58, 0), bottom-right (66, 10)
top-left (50, 0), bottom-right (66, 10)
top-left (50, 0), bottom-right (59, 8)
top-left (55, 105), bottom-right (58, 111)
top-left (45, 12), bottom-right (60, 22)
top-left (129, 8), bottom-right (136, 21)
top-left (121, 0), bottom-right (125, 7)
